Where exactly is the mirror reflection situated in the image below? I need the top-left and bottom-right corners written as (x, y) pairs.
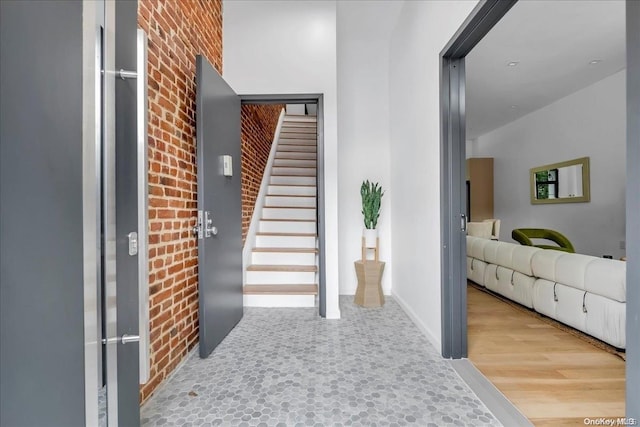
top-left (530, 157), bottom-right (590, 204)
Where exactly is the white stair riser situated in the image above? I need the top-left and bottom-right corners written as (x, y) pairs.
top-left (272, 167), bottom-right (316, 176)
top-left (280, 137), bottom-right (316, 142)
top-left (256, 235), bottom-right (316, 248)
top-left (275, 152), bottom-right (317, 160)
top-left (265, 196), bottom-right (315, 207)
top-left (262, 207), bottom-right (316, 220)
top-left (277, 145), bottom-right (316, 153)
top-left (259, 220), bottom-right (316, 233)
top-left (281, 123), bottom-right (317, 129)
top-left (243, 294), bottom-right (316, 308)
top-left (280, 127), bottom-right (316, 133)
top-left (278, 139), bottom-right (316, 145)
top-left (282, 122), bottom-right (317, 127)
top-left (268, 185), bottom-right (316, 196)
top-left (278, 143), bottom-right (316, 148)
top-left (279, 133), bottom-right (315, 140)
top-left (251, 252), bottom-right (316, 265)
top-left (273, 159), bottom-right (316, 167)
top-left (246, 271), bottom-right (316, 284)
top-left (271, 176), bottom-right (316, 185)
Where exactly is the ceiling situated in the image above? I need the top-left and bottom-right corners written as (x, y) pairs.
top-left (466, 0), bottom-right (626, 140)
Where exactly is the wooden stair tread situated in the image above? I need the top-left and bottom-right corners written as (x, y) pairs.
top-left (247, 264), bottom-right (318, 272)
top-left (256, 232), bottom-right (316, 237)
top-left (280, 134), bottom-right (316, 137)
top-left (271, 173), bottom-right (316, 177)
top-left (272, 165), bottom-right (316, 169)
top-left (263, 205), bottom-right (315, 209)
top-left (266, 194), bottom-right (315, 198)
top-left (260, 218), bottom-right (315, 222)
top-left (243, 284), bottom-right (318, 295)
top-left (284, 118), bottom-right (317, 122)
top-left (268, 183), bottom-right (316, 187)
top-left (252, 247), bottom-right (318, 253)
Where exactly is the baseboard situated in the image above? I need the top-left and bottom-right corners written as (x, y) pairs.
top-left (391, 289), bottom-right (441, 351)
top-left (325, 308), bottom-right (341, 319)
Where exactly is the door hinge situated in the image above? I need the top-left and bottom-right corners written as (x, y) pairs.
top-left (193, 210), bottom-right (203, 239)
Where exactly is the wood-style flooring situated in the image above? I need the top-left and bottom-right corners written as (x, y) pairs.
top-left (467, 285), bottom-right (625, 426)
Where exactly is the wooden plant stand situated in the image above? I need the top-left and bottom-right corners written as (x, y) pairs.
top-left (354, 237), bottom-right (385, 307)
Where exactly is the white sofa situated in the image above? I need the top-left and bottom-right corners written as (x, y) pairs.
top-left (467, 236), bottom-right (626, 349)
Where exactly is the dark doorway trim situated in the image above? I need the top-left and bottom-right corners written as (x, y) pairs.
top-left (439, 0), bottom-right (517, 359)
top-left (239, 93), bottom-right (326, 318)
top-left (626, 0), bottom-right (640, 418)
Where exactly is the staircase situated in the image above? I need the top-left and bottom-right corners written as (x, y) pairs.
top-left (243, 114), bottom-right (318, 307)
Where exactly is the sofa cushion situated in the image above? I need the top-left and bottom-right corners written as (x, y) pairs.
top-left (585, 293), bottom-right (626, 348)
top-left (495, 242), bottom-right (515, 269)
top-left (585, 259), bottom-right (626, 302)
top-left (531, 249), bottom-right (565, 282)
top-left (511, 245), bottom-right (541, 276)
top-left (468, 257), bottom-right (487, 286)
top-left (483, 240), bottom-right (501, 264)
top-left (467, 221), bottom-right (493, 239)
top-left (555, 253), bottom-right (596, 292)
top-left (469, 237), bottom-right (490, 261)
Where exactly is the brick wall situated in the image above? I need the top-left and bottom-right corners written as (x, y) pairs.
top-left (138, 0), bottom-right (222, 403)
top-left (241, 104), bottom-right (285, 242)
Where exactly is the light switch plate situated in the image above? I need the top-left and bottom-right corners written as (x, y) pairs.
top-left (222, 155), bottom-right (232, 177)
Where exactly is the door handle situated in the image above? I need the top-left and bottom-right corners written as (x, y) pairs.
top-left (204, 211), bottom-right (218, 237)
top-left (102, 334), bottom-right (140, 345)
top-left (121, 334), bottom-right (140, 344)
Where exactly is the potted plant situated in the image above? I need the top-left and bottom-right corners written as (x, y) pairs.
top-left (360, 180), bottom-right (384, 247)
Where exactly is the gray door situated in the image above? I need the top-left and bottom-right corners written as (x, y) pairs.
top-left (110, 0), bottom-right (142, 425)
top-left (195, 55), bottom-right (244, 358)
top-left (1, 1), bottom-right (142, 425)
top-left (0, 1), bottom-right (87, 425)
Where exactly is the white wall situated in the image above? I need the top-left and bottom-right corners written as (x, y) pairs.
top-left (223, 0), bottom-right (341, 318)
top-left (388, 1), bottom-right (479, 348)
top-left (474, 70), bottom-right (626, 259)
top-left (336, 2), bottom-right (397, 295)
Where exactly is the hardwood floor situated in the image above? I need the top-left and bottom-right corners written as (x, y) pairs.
top-left (467, 285), bottom-right (625, 426)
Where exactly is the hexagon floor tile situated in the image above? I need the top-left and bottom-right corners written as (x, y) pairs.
top-left (140, 297), bottom-right (501, 427)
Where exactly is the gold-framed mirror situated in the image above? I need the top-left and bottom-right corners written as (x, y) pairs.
top-left (530, 157), bottom-right (590, 204)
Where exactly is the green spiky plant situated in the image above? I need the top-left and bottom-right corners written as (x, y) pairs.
top-left (360, 180), bottom-right (384, 229)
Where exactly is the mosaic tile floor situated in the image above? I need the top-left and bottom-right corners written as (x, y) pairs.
top-left (141, 297), bottom-right (501, 427)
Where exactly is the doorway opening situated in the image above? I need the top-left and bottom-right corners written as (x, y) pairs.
top-left (440, 0), bottom-right (640, 422)
top-left (240, 95), bottom-right (326, 317)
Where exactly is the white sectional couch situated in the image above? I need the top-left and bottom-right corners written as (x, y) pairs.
top-left (466, 236), bottom-right (626, 349)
